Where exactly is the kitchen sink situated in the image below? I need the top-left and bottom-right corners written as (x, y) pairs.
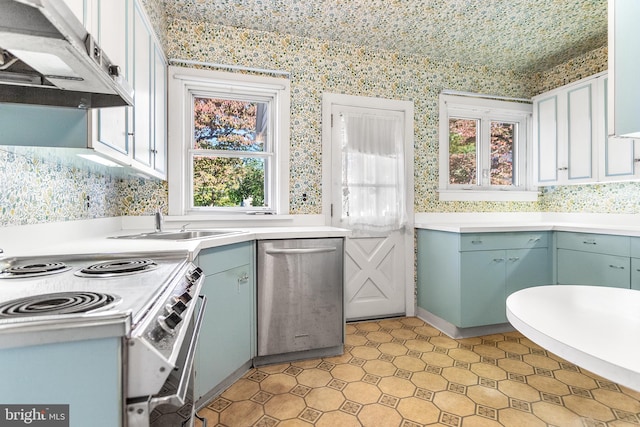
top-left (111, 229), bottom-right (245, 241)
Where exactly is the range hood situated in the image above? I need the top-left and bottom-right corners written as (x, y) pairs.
top-left (0, 0), bottom-right (133, 109)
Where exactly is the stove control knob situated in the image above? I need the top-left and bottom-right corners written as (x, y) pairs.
top-left (149, 311), bottom-right (181, 341)
top-left (167, 300), bottom-right (187, 314)
top-left (178, 291), bottom-right (193, 304)
top-left (186, 267), bottom-right (203, 285)
top-left (164, 311), bottom-right (182, 330)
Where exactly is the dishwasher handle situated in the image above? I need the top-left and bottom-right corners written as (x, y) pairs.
top-left (265, 247), bottom-right (337, 255)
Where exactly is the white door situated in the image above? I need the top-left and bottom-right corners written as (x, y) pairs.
top-left (323, 94), bottom-right (414, 321)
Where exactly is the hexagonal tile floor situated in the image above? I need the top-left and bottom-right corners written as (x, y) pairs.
top-left (195, 317), bottom-right (640, 426)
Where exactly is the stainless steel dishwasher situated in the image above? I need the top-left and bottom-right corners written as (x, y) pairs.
top-left (256, 238), bottom-right (344, 363)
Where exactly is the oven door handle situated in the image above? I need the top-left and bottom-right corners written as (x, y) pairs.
top-left (149, 294), bottom-right (208, 409)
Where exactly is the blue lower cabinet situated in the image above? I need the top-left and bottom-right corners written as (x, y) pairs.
top-left (194, 242), bottom-right (255, 403)
top-left (418, 230), bottom-right (552, 328)
top-left (556, 232), bottom-right (631, 289)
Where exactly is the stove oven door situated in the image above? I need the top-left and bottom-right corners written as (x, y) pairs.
top-left (127, 295), bottom-right (207, 427)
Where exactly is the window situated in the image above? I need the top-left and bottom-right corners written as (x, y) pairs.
top-left (168, 67), bottom-right (290, 215)
top-left (438, 93), bottom-right (535, 201)
top-left (337, 109), bottom-right (407, 231)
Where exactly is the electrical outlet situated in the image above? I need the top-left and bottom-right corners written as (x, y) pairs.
top-left (84, 195), bottom-right (90, 210)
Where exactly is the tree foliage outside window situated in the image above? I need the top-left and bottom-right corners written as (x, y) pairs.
top-left (192, 97), bottom-right (268, 208)
top-left (449, 118), bottom-right (477, 184)
top-left (490, 122), bottom-right (515, 186)
top-left (448, 117), bottom-right (515, 186)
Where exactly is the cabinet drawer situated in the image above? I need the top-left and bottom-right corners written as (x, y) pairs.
top-left (197, 242), bottom-right (254, 275)
top-left (556, 232), bottom-right (630, 256)
top-left (460, 232), bottom-right (548, 251)
top-left (558, 249), bottom-right (630, 288)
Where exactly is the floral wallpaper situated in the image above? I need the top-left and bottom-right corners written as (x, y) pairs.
top-left (530, 46), bottom-right (608, 96)
top-left (0, 3), bottom-right (638, 227)
top-left (0, 147), bottom-right (166, 227)
top-left (166, 19), bottom-right (538, 215)
top-left (161, 0), bottom-right (606, 74)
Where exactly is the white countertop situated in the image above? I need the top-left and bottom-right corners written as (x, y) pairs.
top-left (506, 285), bottom-right (640, 391)
top-left (0, 216), bottom-right (349, 260)
top-left (414, 212), bottom-right (640, 237)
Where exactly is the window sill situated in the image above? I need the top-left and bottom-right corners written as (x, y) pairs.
top-left (438, 189), bottom-right (540, 202)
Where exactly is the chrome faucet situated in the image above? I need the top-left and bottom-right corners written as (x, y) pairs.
top-left (154, 211), bottom-right (163, 233)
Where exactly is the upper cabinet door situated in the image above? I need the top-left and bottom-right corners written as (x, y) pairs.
top-left (535, 95), bottom-right (559, 184)
top-left (133, 2), bottom-right (153, 168)
top-left (566, 84), bottom-right (594, 181)
top-left (92, 0), bottom-right (131, 160)
top-left (533, 76), bottom-right (599, 186)
top-left (609, 0), bottom-right (640, 138)
top-left (153, 44), bottom-right (167, 175)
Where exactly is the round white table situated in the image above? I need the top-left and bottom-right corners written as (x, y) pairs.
top-left (506, 285), bottom-right (640, 391)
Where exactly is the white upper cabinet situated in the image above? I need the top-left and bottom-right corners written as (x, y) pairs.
top-left (74, 0), bottom-right (167, 179)
top-left (130, 1), bottom-right (167, 179)
top-left (535, 95), bottom-right (559, 183)
top-left (153, 43), bottom-right (167, 176)
top-left (533, 74), bottom-right (600, 186)
top-left (132, 3), bottom-right (153, 169)
top-left (608, 0), bottom-right (640, 138)
top-left (90, 0), bottom-right (132, 165)
top-left (534, 71), bottom-right (640, 185)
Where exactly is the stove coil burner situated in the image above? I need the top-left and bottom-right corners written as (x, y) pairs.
top-left (0, 291), bottom-right (120, 318)
top-left (0, 262), bottom-right (71, 279)
top-left (75, 258), bottom-right (158, 278)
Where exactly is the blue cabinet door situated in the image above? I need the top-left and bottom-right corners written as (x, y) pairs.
top-left (506, 248), bottom-right (553, 297)
top-left (631, 258), bottom-right (640, 291)
top-left (195, 264), bottom-right (253, 400)
top-left (194, 242), bottom-right (255, 402)
top-left (460, 250), bottom-right (506, 327)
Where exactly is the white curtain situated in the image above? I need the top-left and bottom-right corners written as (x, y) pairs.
top-left (340, 111), bottom-right (406, 232)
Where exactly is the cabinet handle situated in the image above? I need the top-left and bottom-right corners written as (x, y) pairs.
top-left (471, 240), bottom-right (483, 244)
top-left (609, 265), bottom-right (625, 270)
top-left (582, 240), bottom-right (597, 245)
top-left (238, 273), bottom-right (249, 284)
top-left (493, 258), bottom-right (505, 263)
top-left (265, 247), bottom-right (337, 255)
top-left (558, 167), bottom-right (568, 171)
top-left (634, 159), bottom-right (640, 163)
top-left (508, 257), bottom-right (520, 262)
top-left (528, 237), bottom-right (541, 243)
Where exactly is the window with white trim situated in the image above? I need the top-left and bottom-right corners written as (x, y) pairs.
top-left (168, 67), bottom-right (290, 215)
top-left (438, 93), bottom-right (536, 202)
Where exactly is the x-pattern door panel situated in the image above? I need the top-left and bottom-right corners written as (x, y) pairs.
top-left (344, 232), bottom-right (404, 320)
